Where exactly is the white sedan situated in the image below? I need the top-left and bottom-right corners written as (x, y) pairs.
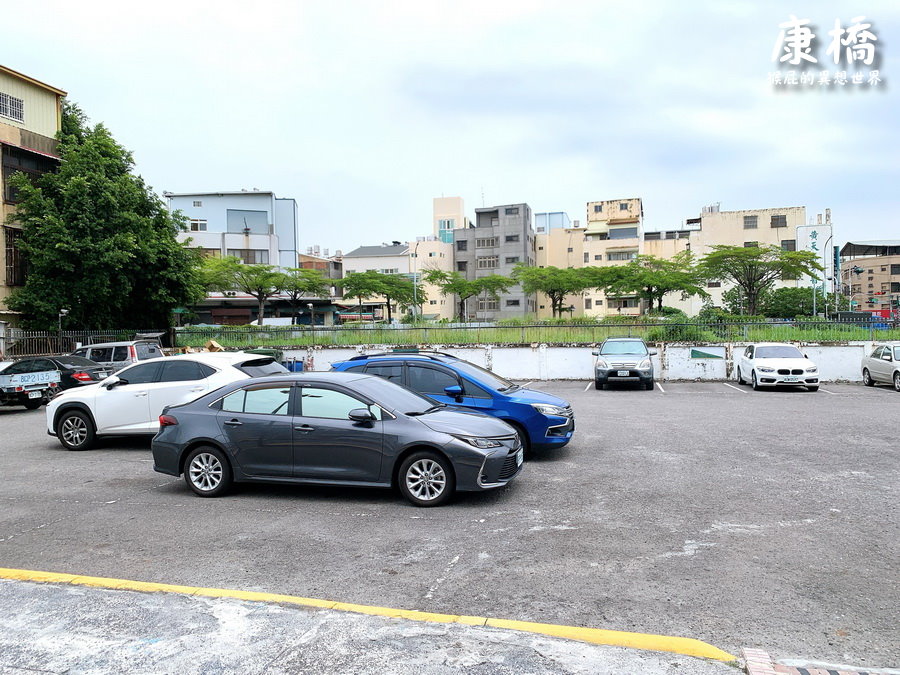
top-left (47, 351), bottom-right (288, 450)
top-left (735, 343), bottom-right (819, 392)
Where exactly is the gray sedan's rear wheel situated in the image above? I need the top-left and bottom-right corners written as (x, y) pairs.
top-left (57, 410), bottom-right (96, 451)
top-left (894, 372), bottom-right (900, 392)
top-left (399, 451), bottom-right (454, 507)
top-left (184, 446), bottom-right (232, 497)
top-left (863, 368), bottom-right (874, 386)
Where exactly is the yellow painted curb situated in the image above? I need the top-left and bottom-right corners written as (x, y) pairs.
top-left (0, 567), bottom-right (735, 662)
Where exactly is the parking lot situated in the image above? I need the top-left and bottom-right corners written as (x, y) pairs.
top-left (0, 380), bottom-right (897, 668)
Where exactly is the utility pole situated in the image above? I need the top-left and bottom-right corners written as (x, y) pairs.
top-left (411, 241), bottom-right (420, 322)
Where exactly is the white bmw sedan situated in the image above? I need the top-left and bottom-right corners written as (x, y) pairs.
top-left (735, 343), bottom-right (819, 392)
top-left (46, 351), bottom-right (288, 450)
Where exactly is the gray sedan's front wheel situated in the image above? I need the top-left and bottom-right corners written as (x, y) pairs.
top-left (184, 446), bottom-right (232, 498)
top-left (398, 451), bottom-right (455, 507)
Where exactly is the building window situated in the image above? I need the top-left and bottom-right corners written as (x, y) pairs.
top-left (707, 281), bottom-right (721, 288)
top-left (585, 298), bottom-right (592, 309)
top-left (609, 226), bottom-right (638, 239)
top-left (429, 300), bottom-right (437, 305)
top-left (438, 218), bottom-right (455, 231)
top-left (504, 207), bottom-right (519, 216)
top-left (189, 219), bottom-right (207, 232)
top-left (770, 214), bottom-right (787, 228)
top-left (537, 246), bottom-right (544, 250)
top-left (619, 202), bottom-right (628, 211)
top-left (539, 305), bottom-right (545, 309)
top-left (593, 204), bottom-right (603, 213)
top-left (226, 249), bottom-right (269, 264)
top-left (476, 256), bottom-right (498, 269)
top-left (505, 234), bottom-right (519, 243)
top-left (594, 254), bottom-right (602, 261)
top-left (743, 215), bottom-right (758, 229)
top-left (4, 227), bottom-right (25, 286)
top-left (607, 250), bottom-right (637, 261)
top-left (0, 92), bottom-right (25, 123)
top-left (744, 241), bottom-right (758, 248)
top-left (456, 240), bottom-right (468, 252)
top-left (456, 261), bottom-right (468, 272)
top-left (567, 247), bottom-right (574, 253)
top-left (478, 298), bottom-right (499, 310)
top-left (475, 237), bottom-right (497, 248)
top-left (198, 248), bottom-right (221, 258)
top-left (505, 256), bottom-right (519, 264)
top-left (892, 282), bottom-right (900, 293)
top-left (505, 299), bottom-right (520, 307)
top-left (379, 268), bottom-right (399, 274)
top-left (2, 145), bottom-right (58, 204)
top-left (226, 209), bottom-right (269, 234)
top-left (643, 232), bottom-right (661, 240)
top-left (193, 200), bottom-right (203, 207)
top-left (890, 264), bottom-right (900, 275)
top-left (583, 252), bottom-right (589, 263)
top-left (781, 239), bottom-right (796, 251)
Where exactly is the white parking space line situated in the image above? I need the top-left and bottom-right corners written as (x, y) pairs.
top-left (818, 388), bottom-right (837, 395)
top-left (522, 381), bottom-right (533, 388)
top-left (583, 382), bottom-right (592, 392)
top-left (655, 381), bottom-right (665, 393)
top-left (722, 382), bottom-right (747, 393)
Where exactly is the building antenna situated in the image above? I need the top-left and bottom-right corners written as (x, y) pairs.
top-left (481, 186), bottom-right (485, 207)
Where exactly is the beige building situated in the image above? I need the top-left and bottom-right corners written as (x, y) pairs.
top-left (838, 241), bottom-right (900, 316)
top-left (432, 196), bottom-right (469, 244)
top-left (1, 65), bottom-right (66, 322)
top-left (537, 200), bottom-right (808, 318)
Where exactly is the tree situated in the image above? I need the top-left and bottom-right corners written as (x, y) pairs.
top-left (339, 271), bottom-right (385, 320)
top-left (379, 273), bottom-right (424, 322)
top-left (281, 268), bottom-right (330, 324)
top-left (474, 275), bottom-right (513, 320)
top-left (6, 101), bottom-right (203, 329)
top-left (203, 257), bottom-right (285, 325)
top-left (698, 245), bottom-right (823, 315)
top-left (759, 286), bottom-right (850, 318)
top-left (512, 265), bottom-right (590, 318)
top-left (600, 252), bottom-right (708, 313)
top-left (422, 270), bottom-right (478, 320)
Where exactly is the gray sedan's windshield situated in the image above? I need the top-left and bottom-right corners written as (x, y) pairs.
top-left (600, 341), bottom-right (648, 356)
top-left (756, 346), bottom-right (804, 359)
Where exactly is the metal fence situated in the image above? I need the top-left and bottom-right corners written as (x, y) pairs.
top-left (0, 328), bottom-right (167, 358)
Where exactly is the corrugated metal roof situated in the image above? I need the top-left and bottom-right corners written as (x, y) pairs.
top-left (344, 244), bottom-right (409, 257)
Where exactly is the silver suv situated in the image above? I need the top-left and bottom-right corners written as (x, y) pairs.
top-left (71, 340), bottom-right (163, 373)
top-left (861, 343), bottom-right (900, 391)
top-left (592, 337), bottom-right (657, 390)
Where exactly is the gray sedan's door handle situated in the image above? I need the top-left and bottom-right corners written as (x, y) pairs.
top-left (223, 419), bottom-right (242, 426)
top-left (294, 424), bottom-right (314, 432)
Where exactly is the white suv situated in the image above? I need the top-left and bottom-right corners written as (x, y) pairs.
top-left (47, 352), bottom-right (287, 450)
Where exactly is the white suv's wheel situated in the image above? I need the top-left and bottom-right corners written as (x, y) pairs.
top-left (57, 410), bottom-right (96, 450)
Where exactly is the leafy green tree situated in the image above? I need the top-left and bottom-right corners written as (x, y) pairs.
top-left (421, 269), bottom-right (513, 320)
top-left (6, 101), bottom-right (203, 329)
top-left (698, 245), bottom-right (823, 315)
top-left (759, 286), bottom-right (850, 318)
top-left (474, 275), bottom-right (513, 319)
top-left (281, 268), bottom-right (330, 324)
top-left (601, 252), bottom-right (708, 313)
top-left (203, 257), bottom-right (285, 325)
top-left (379, 273), bottom-right (425, 322)
top-left (339, 271), bottom-right (385, 320)
top-left (512, 265), bottom-right (590, 317)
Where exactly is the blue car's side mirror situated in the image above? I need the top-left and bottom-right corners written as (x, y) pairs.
top-left (444, 385), bottom-right (463, 398)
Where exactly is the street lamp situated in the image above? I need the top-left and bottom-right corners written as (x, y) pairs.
top-left (58, 308), bottom-right (69, 352)
top-left (307, 302), bottom-right (314, 328)
top-left (411, 241), bottom-right (421, 322)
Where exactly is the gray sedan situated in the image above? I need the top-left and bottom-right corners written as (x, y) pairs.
top-left (151, 372), bottom-right (524, 506)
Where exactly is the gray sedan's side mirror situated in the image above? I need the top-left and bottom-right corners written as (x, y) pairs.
top-left (882, 354), bottom-right (892, 361)
top-left (649, 349), bottom-right (658, 356)
top-left (348, 408), bottom-right (376, 422)
top-left (591, 349), bottom-right (599, 356)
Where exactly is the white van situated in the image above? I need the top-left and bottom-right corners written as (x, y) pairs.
top-left (71, 340), bottom-right (164, 372)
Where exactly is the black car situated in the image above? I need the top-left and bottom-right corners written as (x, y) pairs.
top-left (152, 372), bottom-right (524, 507)
top-left (2, 355), bottom-right (110, 391)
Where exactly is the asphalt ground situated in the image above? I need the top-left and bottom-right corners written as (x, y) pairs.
top-left (0, 381), bottom-right (897, 670)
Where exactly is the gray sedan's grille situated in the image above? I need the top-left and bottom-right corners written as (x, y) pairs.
top-left (498, 451), bottom-right (520, 480)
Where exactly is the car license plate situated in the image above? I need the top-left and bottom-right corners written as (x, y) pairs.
top-left (27, 391), bottom-right (41, 399)
top-left (783, 376), bottom-right (799, 382)
top-left (617, 370), bottom-right (629, 377)
top-left (516, 449), bottom-right (524, 466)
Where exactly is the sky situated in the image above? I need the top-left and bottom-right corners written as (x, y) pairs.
top-left (4, 1), bottom-right (898, 253)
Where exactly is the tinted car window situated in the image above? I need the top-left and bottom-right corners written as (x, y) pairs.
top-left (72, 349), bottom-right (88, 358)
top-left (365, 363), bottom-right (403, 382)
top-left (54, 356), bottom-right (100, 368)
top-left (236, 358), bottom-right (289, 378)
top-left (32, 359), bottom-right (56, 372)
top-left (158, 360), bottom-right (204, 382)
top-left (871, 346), bottom-right (883, 358)
top-left (894, 347), bottom-right (900, 361)
top-left (198, 363), bottom-right (216, 378)
top-left (136, 343), bottom-right (162, 359)
top-left (408, 365), bottom-right (459, 395)
top-left (244, 387), bottom-right (291, 415)
top-left (300, 386), bottom-right (378, 420)
top-left (449, 360), bottom-right (515, 392)
top-left (90, 347), bottom-right (113, 362)
top-left (3, 360), bottom-right (35, 374)
top-left (341, 364), bottom-right (366, 374)
top-left (118, 362), bottom-right (159, 384)
top-left (113, 346), bottom-right (130, 362)
top-left (462, 379), bottom-right (493, 399)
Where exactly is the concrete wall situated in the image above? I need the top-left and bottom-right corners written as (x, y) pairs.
top-left (283, 343), bottom-right (870, 382)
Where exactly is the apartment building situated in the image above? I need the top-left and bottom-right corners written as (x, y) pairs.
top-left (453, 203), bottom-right (536, 320)
top-left (534, 211), bottom-right (572, 234)
top-left (298, 251), bottom-right (343, 296)
top-left (0, 65), bottom-right (66, 323)
top-left (166, 189), bottom-right (299, 269)
top-left (433, 196), bottom-right (469, 244)
top-left (839, 240), bottom-right (900, 317)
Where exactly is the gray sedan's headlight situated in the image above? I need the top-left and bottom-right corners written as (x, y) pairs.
top-left (531, 403), bottom-right (568, 416)
top-left (452, 435), bottom-right (503, 449)
top-left (639, 359), bottom-right (652, 370)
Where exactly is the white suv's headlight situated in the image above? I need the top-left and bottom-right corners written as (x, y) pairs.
top-left (531, 403), bottom-right (568, 416)
top-left (452, 435), bottom-right (503, 449)
top-left (757, 367), bottom-right (775, 373)
top-left (806, 366), bottom-right (818, 373)
top-left (639, 359), bottom-right (651, 370)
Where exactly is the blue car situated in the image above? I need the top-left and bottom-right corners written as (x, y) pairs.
top-left (330, 351), bottom-right (574, 452)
